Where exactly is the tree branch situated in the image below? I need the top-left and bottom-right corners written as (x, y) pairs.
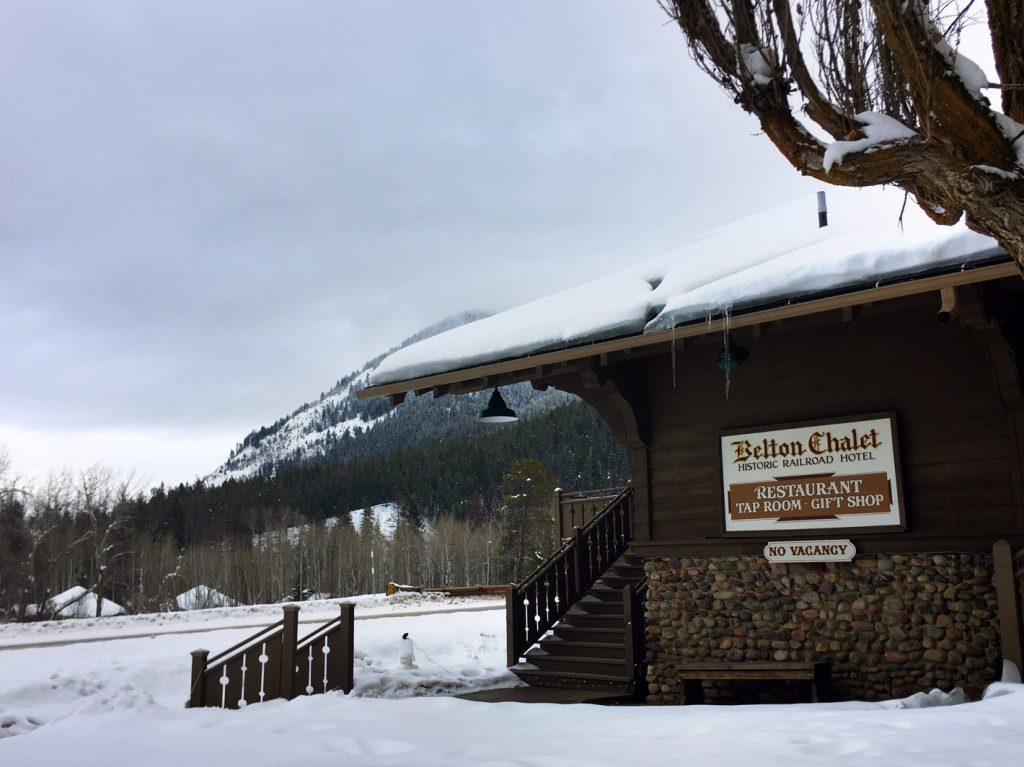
top-left (869, 0), bottom-right (1014, 165)
top-left (773, 1), bottom-right (850, 139)
top-left (985, 0), bottom-right (1024, 121)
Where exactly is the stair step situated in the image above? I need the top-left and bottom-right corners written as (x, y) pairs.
top-left (549, 625), bottom-right (625, 642)
top-left (511, 664), bottom-right (634, 694)
top-left (602, 565), bottom-right (645, 579)
top-left (561, 610), bottom-right (623, 629)
top-left (524, 650), bottom-right (628, 675)
top-left (588, 585), bottom-right (629, 602)
top-left (539, 636), bottom-right (626, 659)
top-left (509, 545), bottom-right (644, 694)
top-left (574, 595), bottom-right (624, 615)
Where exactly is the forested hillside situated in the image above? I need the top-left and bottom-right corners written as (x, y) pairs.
top-left (1, 310), bottom-right (631, 620)
top-left (151, 396), bottom-right (630, 546)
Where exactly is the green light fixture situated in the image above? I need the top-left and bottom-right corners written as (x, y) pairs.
top-left (717, 334), bottom-right (750, 370)
top-left (478, 388), bottom-right (518, 423)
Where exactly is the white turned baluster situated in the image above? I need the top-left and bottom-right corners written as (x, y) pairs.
top-left (522, 596), bottom-right (530, 642)
top-left (238, 656), bottom-right (248, 708)
top-left (305, 645), bottom-right (314, 694)
top-left (219, 663), bottom-right (229, 708)
top-left (258, 643), bottom-right (268, 702)
top-left (321, 637), bottom-right (331, 692)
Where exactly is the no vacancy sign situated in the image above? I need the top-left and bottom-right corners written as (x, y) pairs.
top-left (721, 414), bottom-right (906, 534)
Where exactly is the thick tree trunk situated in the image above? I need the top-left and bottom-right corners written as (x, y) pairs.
top-left (666, 0), bottom-right (1024, 276)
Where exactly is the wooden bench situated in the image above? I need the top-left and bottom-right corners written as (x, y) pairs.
top-left (676, 661), bottom-right (832, 704)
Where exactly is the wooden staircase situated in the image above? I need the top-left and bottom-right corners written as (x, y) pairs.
top-left (505, 487), bottom-right (646, 697)
top-left (512, 551), bottom-right (645, 694)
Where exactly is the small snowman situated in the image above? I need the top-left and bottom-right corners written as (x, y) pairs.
top-left (399, 632), bottom-right (417, 668)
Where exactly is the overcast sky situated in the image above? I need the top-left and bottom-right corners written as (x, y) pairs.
top-left (1, 1), bottom-right (825, 487)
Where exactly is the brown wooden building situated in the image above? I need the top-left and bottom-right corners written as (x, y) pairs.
top-left (359, 190), bottom-right (1024, 703)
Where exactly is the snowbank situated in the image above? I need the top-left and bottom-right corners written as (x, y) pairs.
top-left (26, 586), bottom-right (125, 620)
top-left (175, 586), bottom-right (240, 611)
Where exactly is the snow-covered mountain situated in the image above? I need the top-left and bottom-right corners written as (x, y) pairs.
top-left (207, 313), bottom-right (572, 484)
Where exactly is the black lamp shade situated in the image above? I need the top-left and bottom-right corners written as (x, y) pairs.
top-left (478, 388), bottom-right (518, 423)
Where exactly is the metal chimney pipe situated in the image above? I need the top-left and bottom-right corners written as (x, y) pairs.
top-left (817, 190), bottom-right (828, 228)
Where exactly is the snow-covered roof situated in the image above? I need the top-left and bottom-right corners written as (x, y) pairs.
top-left (368, 187), bottom-right (1004, 389)
top-left (175, 586), bottom-right (240, 611)
top-left (27, 586), bottom-right (126, 619)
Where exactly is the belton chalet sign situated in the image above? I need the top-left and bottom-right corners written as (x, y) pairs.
top-left (721, 415), bottom-right (906, 534)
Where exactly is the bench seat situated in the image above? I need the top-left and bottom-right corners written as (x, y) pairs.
top-left (675, 661), bottom-right (832, 704)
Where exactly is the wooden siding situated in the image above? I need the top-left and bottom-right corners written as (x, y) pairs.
top-left (632, 290), bottom-right (1024, 554)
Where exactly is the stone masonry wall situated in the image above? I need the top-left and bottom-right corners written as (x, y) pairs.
top-left (644, 554), bottom-right (1001, 704)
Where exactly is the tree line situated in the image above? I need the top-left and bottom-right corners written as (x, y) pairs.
top-left (0, 401), bottom-right (629, 621)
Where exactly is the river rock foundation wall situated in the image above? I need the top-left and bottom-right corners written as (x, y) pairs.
top-left (644, 554), bottom-right (1001, 704)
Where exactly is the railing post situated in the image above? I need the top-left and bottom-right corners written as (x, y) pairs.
top-left (993, 540), bottom-right (1024, 672)
top-left (624, 481), bottom-right (634, 545)
top-left (338, 602), bottom-right (355, 694)
top-left (622, 586), bottom-right (636, 679)
top-left (553, 488), bottom-right (564, 541)
top-left (506, 585), bottom-right (523, 667)
top-left (280, 604), bottom-right (300, 700)
top-left (188, 649), bottom-right (209, 708)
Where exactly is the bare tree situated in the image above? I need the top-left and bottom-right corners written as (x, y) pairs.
top-left (73, 467), bottom-right (138, 617)
top-left (661, 1), bottom-right (1024, 268)
top-left (0, 448), bottom-right (32, 620)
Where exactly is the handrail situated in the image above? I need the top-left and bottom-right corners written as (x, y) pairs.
top-left (576, 485), bottom-right (631, 537)
top-left (206, 619), bottom-right (285, 667)
top-left (296, 603), bottom-right (353, 650)
top-left (559, 487), bottom-right (622, 501)
top-left (517, 533), bottom-right (577, 593)
top-left (296, 617), bottom-right (342, 650)
top-left (507, 485), bottom-right (633, 666)
top-left (517, 485), bottom-right (632, 593)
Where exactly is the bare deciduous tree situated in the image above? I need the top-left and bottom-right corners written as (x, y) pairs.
top-left (73, 467), bottom-right (138, 617)
top-left (661, 1), bottom-right (1024, 268)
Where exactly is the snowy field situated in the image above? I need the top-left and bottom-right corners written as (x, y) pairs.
top-left (2, 595), bottom-right (1023, 766)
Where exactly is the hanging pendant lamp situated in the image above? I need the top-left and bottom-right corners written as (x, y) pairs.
top-left (478, 387), bottom-right (518, 423)
top-left (717, 333), bottom-right (750, 370)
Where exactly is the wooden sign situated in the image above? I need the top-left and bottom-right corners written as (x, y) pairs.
top-left (763, 540), bottom-right (856, 563)
top-left (721, 414), bottom-right (905, 534)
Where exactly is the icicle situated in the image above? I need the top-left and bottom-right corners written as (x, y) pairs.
top-left (723, 309), bottom-right (732, 400)
top-left (671, 326), bottom-right (677, 389)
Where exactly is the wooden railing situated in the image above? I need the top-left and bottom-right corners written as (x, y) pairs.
top-left (554, 487), bottom-right (623, 542)
top-left (993, 540), bottom-right (1024, 673)
top-left (507, 486), bottom-right (633, 666)
top-left (188, 603), bottom-right (354, 709)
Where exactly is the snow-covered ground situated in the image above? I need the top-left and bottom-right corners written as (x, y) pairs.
top-left (2, 595), bottom-right (1023, 766)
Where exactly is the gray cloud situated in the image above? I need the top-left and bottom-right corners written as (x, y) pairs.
top-left (0, 1), bottom-right (820, 480)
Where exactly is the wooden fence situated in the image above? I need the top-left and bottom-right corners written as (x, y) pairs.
top-left (993, 539), bottom-right (1024, 674)
top-left (187, 603), bottom-right (354, 709)
top-left (385, 583), bottom-right (508, 597)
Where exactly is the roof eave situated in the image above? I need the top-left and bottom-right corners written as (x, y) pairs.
top-left (357, 256), bottom-right (1016, 402)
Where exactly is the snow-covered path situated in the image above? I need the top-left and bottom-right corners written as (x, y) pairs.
top-left (2, 594), bottom-right (1023, 766)
top-left (0, 601), bottom-right (502, 651)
